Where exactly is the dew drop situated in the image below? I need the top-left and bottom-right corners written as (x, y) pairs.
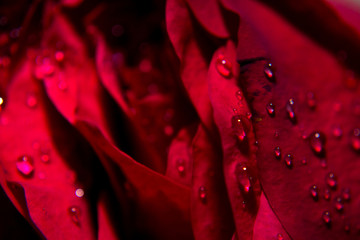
top-left (198, 186), bottom-right (207, 203)
top-left (274, 146), bottom-right (281, 160)
top-left (216, 54), bottom-right (232, 78)
top-left (332, 125), bottom-right (343, 139)
top-left (334, 196), bottom-right (344, 212)
top-left (16, 155), bottom-right (34, 177)
top-left (324, 188), bottom-right (331, 201)
top-left (326, 173), bottom-right (337, 189)
top-left (306, 92), bottom-right (316, 109)
top-left (286, 98), bottom-right (297, 124)
top-left (68, 206), bottom-right (81, 225)
top-left (245, 112), bottom-right (252, 119)
top-left (55, 51), bottom-right (64, 62)
top-left (277, 233), bottom-right (284, 240)
top-left (351, 128), bottom-right (360, 151)
top-left (274, 130), bottom-right (280, 138)
top-left (322, 211), bottom-right (331, 226)
top-left (231, 115), bottom-right (248, 142)
top-left (75, 188), bottom-right (84, 198)
top-left (26, 93), bottom-right (37, 108)
top-left (284, 154), bottom-right (293, 169)
top-left (266, 102), bottom-right (275, 117)
top-left (309, 131), bottom-right (326, 156)
top-left (34, 57), bottom-right (55, 80)
top-left (301, 158), bottom-right (308, 165)
top-left (342, 188), bottom-right (351, 201)
top-left (235, 163), bottom-right (252, 193)
top-left (235, 90), bottom-right (243, 101)
top-left (310, 185), bottom-right (319, 201)
top-left (0, 96), bottom-right (4, 112)
top-left (264, 62), bottom-right (275, 82)
top-left (176, 158), bottom-right (185, 176)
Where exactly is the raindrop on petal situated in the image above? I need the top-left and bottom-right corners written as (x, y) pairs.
top-left (26, 93), bottom-right (37, 108)
top-left (286, 98), bottom-right (297, 124)
top-left (75, 188), bottom-right (84, 198)
top-left (16, 155), bottom-right (34, 177)
top-left (216, 54), bottom-right (232, 78)
top-left (284, 154), bottom-right (293, 169)
top-left (322, 211), bottom-right (331, 226)
top-left (351, 128), bottom-right (360, 152)
top-left (326, 173), bottom-right (337, 189)
top-left (198, 186), bottom-right (207, 203)
top-left (34, 56), bottom-right (55, 80)
top-left (176, 158), bottom-right (185, 176)
top-left (277, 233), bottom-right (284, 240)
top-left (0, 96), bottom-right (4, 112)
top-left (310, 185), bottom-right (319, 201)
top-left (235, 90), bottom-right (243, 101)
top-left (342, 188), bottom-right (351, 202)
top-left (334, 196), bottom-right (344, 212)
top-left (324, 188), bottom-right (331, 201)
top-left (55, 51), bottom-right (64, 62)
top-left (332, 125), bottom-right (343, 139)
top-left (309, 131), bottom-right (326, 156)
top-left (68, 206), bottom-right (81, 225)
top-left (264, 62), bottom-right (275, 82)
top-left (235, 163), bottom-right (252, 193)
top-left (274, 146), bottom-right (281, 160)
top-left (266, 102), bottom-right (275, 117)
top-left (231, 115), bottom-right (248, 142)
top-left (306, 92), bottom-right (317, 109)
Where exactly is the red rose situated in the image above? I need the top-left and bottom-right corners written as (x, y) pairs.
top-left (0, 0), bottom-right (359, 239)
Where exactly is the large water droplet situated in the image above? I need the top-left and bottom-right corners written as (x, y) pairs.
top-left (284, 154), bottom-right (293, 169)
top-left (216, 54), bottom-right (232, 78)
top-left (264, 62), bottom-right (275, 82)
top-left (277, 233), bottom-right (284, 240)
top-left (274, 146), bottom-right (281, 159)
top-left (55, 51), bottom-right (64, 62)
top-left (235, 163), bottom-right (252, 193)
top-left (306, 92), bottom-right (316, 109)
top-left (176, 158), bottom-right (185, 176)
top-left (351, 128), bottom-right (360, 151)
top-left (34, 56), bottom-right (55, 80)
top-left (231, 115), bottom-right (248, 142)
top-left (322, 211), bottom-right (331, 226)
top-left (26, 93), bottom-right (37, 108)
top-left (286, 98), bottom-right (297, 124)
top-left (0, 96), bottom-right (4, 112)
top-left (342, 188), bottom-right (351, 201)
top-left (16, 155), bottom-right (34, 177)
top-left (324, 188), bottom-right (331, 201)
top-left (309, 131), bottom-right (326, 156)
top-left (198, 186), bottom-right (207, 203)
top-left (326, 173), bottom-right (337, 189)
top-left (75, 188), bottom-right (84, 198)
top-left (68, 206), bottom-right (81, 225)
top-left (310, 185), bottom-right (319, 201)
top-left (266, 102), bottom-right (275, 117)
top-left (334, 196), bottom-right (344, 212)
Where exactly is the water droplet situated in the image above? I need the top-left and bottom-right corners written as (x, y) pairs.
top-left (55, 51), bottom-right (64, 62)
top-left (284, 154), bottom-right (293, 169)
top-left (351, 128), bottom-right (360, 151)
top-left (322, 211), bottom-right (331, 226)
top-left (216, 54), bottom-right (232, 78)
top-left (310, 185), bottom-right (319, 201)
top-left (266, 102), bottom-right (275, 117)
top-left (235, 90), bottom-right (243, 101)
top-left (286, 98), bottom-right (297, 124)
top-left (26, 93), bottom-right (37, 108)
top-left (342, 188), bottom-right (351, 201)
top-left (235, 163), bottom-right (252, 193)
top-left (75, 188), bottom-right (84, 198)
top-left (176, 158), bottom-right (185, 176)
top-left (274, 146), bottom-right (281, 159)
top-left (16, 155), bottom-right (34, 177)
top-left (0, 96), bottom-right (4, 112)
top-left (277, 233), bottom-right (284, 240)
top-left (332, 125), bottom-right (343, 138)
top-left (302, 158), bottom-right (308, 165)
top-left (309, 131), bottom-right (326, 156)
top-left (57, 79), bottom-right (68, 91)
top-left (320, 159), bottom-right (328, 168)
top-left (334, 196), bottom-right (344, 212)
top-left (344, 224), bottom-right (350, 233)
top-left (274, 130), bottom-right (280, 138)
top-left (241, 200), bottom-right (247, 209)
top-left (68, 206), bottom-right (81, 225)
top-left (324, 188), bottom-right (331, 201)
top-left (34, 56), bottom-right (55, 80)
top-left (231, 115), bottom-right (248, 142)
top-left (326, 173), bottom-right (337, 189)
top-left (164, 125), bottom-right (174, 136)
top-left (198, 186), bottom-right (207, 203)
top-left (264, 62), bottom-right (275, 82)
top-left (306, 92), bottom-right (316, 109)
top-left (246, 112), bottom-right (252, 119)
